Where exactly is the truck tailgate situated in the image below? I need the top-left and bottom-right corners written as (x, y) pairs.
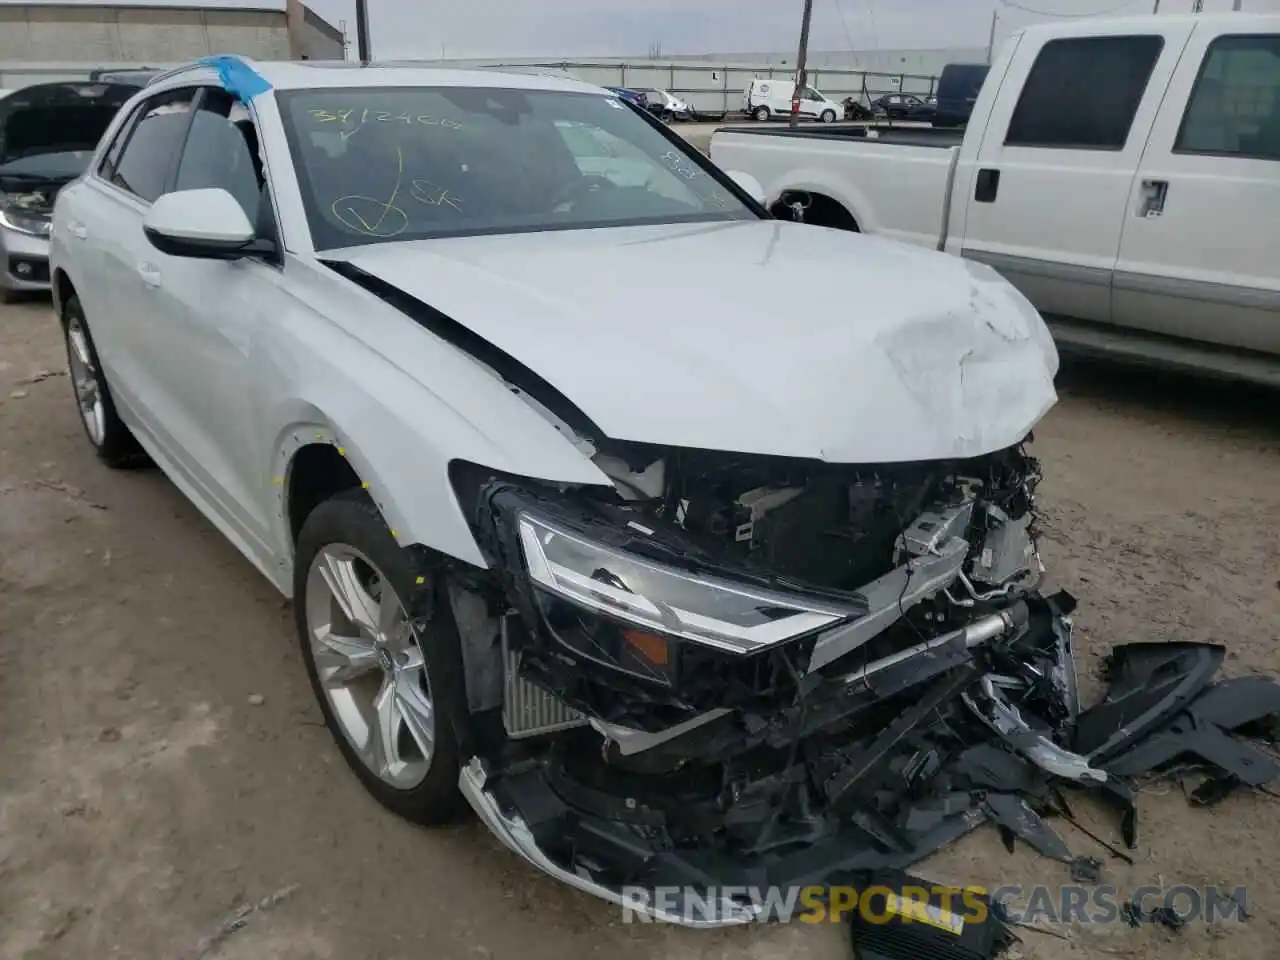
top-left (710, 128), bottom-right (960, 250)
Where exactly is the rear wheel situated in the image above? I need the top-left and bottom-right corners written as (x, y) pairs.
top-left (61, 294), bottom-right (147, 468)
top-left (295, 490), bottom-right (468, 825)
top-left (753, 105), bottom-right (770, 121)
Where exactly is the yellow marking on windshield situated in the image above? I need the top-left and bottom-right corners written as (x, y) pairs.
top-left (330, 144), bottom-right (410, 238)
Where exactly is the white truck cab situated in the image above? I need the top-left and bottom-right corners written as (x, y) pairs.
top-left (714, 13), bottom-right (1280, 385)
top-left (744, 77), bottom-right (841, 123)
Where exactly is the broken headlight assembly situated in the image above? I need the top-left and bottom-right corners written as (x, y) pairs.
top-left (515, 511), bottom-right (851, 687)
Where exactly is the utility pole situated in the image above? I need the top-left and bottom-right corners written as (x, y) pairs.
top-left (355, 0), bottom-right (372, 63)
top-left (789, 0), bottom-right (815, 129)
top-left (1152, 0), bottom-right (1159, 12)
top-left (985, 9), bottom-right (998, 64)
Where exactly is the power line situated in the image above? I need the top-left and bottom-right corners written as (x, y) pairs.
top-left (998, 0), bottom-right (1145, 17)
top-left (834, 0), bottom-right (857, 52)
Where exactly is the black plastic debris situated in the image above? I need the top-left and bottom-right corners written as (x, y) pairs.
top-left (847, 871), bottom-right (1016, 960)
top-left (1069, 856), bottom-right (1103, 883)
top-left (1121, 899), bottom-right (1187, 932)
top-left (1103, 673), bottom-right (1280, 788)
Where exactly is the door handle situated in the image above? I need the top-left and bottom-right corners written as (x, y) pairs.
top-left (67, 221), bottom-right (88, 240)
top-left (1138, 179), bottom-right (1169, 218)
top-left (137, 263), bottom-right (162, 288)
top-left (975, 168), bottom-right (1000, 203)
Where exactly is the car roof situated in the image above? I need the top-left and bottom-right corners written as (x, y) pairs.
top-left (148, 56), bottom-right (605, 97)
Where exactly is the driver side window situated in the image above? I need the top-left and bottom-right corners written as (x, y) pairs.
top-left (173, 88), bottom-right (276, 242)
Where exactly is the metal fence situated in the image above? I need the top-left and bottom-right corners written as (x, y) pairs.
top-left (467, 60), bottom-right (942, 116)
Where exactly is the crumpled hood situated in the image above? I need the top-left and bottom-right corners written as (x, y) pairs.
top-left (327, 220), bottom-right (1059, 463)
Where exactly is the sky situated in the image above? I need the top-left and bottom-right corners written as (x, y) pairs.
top-left (304, 0), bottom-right (1181, 60)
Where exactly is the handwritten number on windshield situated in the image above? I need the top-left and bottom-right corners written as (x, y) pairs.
top-left (660, 150), bottom-right (700, 181)
top-left (307, 107), bottom-right (462, 142)
top-left (331, 145), bottom-right (409, 238)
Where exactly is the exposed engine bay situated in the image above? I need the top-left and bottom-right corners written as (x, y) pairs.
top-left (441, 438), bottom-right (1280, 925)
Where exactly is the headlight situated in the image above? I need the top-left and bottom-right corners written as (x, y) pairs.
top-left (516, 512), bottom-right (848, 671)
top-left (0, 207), bottom-right (51, 237)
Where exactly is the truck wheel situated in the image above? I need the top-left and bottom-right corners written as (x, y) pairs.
top-left (820, 109), bottom-right (836, 123)
top-left (753, 105), bottom-right (770, 121)
top-left (295, 489), bottom-right (469, 826)
top-left (61, 294), bottom-right (148, 468)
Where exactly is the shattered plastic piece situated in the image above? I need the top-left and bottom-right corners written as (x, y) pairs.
top-left (983, 793), bottom-right (1073, 862)
top-left (1073, 642), bottom-right (1225, 761)
top-left (965, 676), bottom-right (1107, 782)
top-left (1070, 856), bottom-right (1103, 883)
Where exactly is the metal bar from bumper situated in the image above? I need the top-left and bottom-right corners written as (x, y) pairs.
top-left (459, 760), bottom-right (762, 927)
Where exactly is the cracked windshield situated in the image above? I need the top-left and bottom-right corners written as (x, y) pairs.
top-left (279, 86), bottom-right (753, 248)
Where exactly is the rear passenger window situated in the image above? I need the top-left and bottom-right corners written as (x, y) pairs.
top-left (1176, 34), bottom-right (1280, 160)
top-left (1005, 36), bottom-right (1164, 150)
top-left (110, 91), bottom-right (195, 203)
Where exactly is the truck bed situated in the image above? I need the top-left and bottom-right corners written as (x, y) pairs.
top-left (710, 125), bottom-right (961, 250)
top-left (712, 123), bottom-right (966, 149)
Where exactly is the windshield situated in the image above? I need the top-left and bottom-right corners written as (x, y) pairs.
top-left (0, 82), bottom-right (136, 166)
top-left (277, 86), bottom-right (756, 249)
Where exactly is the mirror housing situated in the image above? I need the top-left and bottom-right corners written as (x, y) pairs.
top-left (725, 170), bottom-right (766, 205)
top-left (142, 188), bottom-right (259, 260)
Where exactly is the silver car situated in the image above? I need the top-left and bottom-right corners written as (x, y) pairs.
top-left (1, 81), bottom-right (140, 301)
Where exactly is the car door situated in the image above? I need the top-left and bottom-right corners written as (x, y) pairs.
top-left (958, 25), bottom-right (1193, 324)
top-left (77, 87), bottom-right (197, 421)
top-left (133, 85), bottom-right (286, 551)
top-left (1112, 25), bottom-right (1280, 355)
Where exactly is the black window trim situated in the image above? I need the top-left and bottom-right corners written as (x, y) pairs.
top-left (93, 85), bottom-right (201, 205)
top-left (170, 84), bottom-right (285, 267)
top-left (1172, 32), bottom-right (1280, 163)
top-left (1002, 33), bottom-right (1167, 153)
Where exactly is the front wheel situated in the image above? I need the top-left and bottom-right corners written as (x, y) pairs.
top-left (295, 490), bottom-right (468, 826)
top-left (820, 109), bottom-right (837, 123)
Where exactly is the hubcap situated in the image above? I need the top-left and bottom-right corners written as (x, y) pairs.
top-left (304, 544), bottom-right (435, 789)
top-left (66, 318), bottom-right (105, 446)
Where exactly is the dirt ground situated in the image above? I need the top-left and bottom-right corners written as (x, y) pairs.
top-left (1, 295), bottom-right (1278, 960)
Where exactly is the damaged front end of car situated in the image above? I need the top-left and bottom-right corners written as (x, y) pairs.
top-left (438, 438), bottom-right (1102, 924)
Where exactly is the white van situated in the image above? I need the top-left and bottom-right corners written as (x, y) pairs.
top-left (744, 78), bottom-right (841, 123)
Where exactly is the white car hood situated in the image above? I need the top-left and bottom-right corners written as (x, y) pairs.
top-left (326, 220), bottom-right (1058, 463)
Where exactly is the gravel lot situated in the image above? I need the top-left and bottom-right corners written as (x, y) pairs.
top-left (1, 295), bottom-right (1278, 960)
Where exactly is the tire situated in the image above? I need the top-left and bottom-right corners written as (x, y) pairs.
top-left (820, 109), bottom-right (837, 123)
top-left (295, 489), bottom-right (469, 826)
top-left (61, 293), bottom-right (148, 468)
top-left (753, 105), bottom-right (770, 121)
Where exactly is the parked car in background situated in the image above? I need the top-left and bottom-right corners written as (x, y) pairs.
top-left (50, 56), bottom-right (1062, 926)
top-left (932, 63), bottom-right (990, 128)
top-left (632, 86), bottom-right (693, 121)
top-left (869, 93), bottom-right (935, 121)
top-left (744, 78), bottom-right (841, 122)
top-left (0, 80), bottom-right (142, 301)
top-left (711, 13), bottom-right (1280, 386)
top-left (604, 85), bottom-right (647, 109)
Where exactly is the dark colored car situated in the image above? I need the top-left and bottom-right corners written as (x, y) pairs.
top-left (932, 63), bottom-right (990, 128)
top-left (0, 80), bottom-right (143, 300)
top-left (869, 93), bottom-right (935, 121)
top-left (604, 86), bottom-right (648, 109)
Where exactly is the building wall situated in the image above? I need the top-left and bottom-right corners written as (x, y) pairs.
top-left (0, 2), bottom-right (343, 69)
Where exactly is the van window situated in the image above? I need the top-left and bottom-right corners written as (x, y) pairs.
top-left (1005, 36), bottom-right (1164, 150)
top-left (1175, 34), bottom-right (1280, 161)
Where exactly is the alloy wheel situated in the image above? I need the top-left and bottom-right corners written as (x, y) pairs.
top-left (304, 543), bottom-right (435, 789)
top-left (66, 316), bottom-right (105, 447)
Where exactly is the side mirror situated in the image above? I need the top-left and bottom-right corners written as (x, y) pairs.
top-left (725, 170), bottom-right (766, 205)
top-left (142, 188), bottom-right (258, 260)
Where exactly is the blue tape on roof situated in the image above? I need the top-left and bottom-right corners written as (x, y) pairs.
top-left (196, 55), bottom-right (272, 103)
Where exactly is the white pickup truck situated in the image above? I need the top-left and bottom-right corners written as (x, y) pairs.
top-left (711, 13), bottom-right (1280, 385)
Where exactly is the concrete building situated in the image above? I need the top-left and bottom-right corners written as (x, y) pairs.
top-left (0, 0), bottom-right (345, 89)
